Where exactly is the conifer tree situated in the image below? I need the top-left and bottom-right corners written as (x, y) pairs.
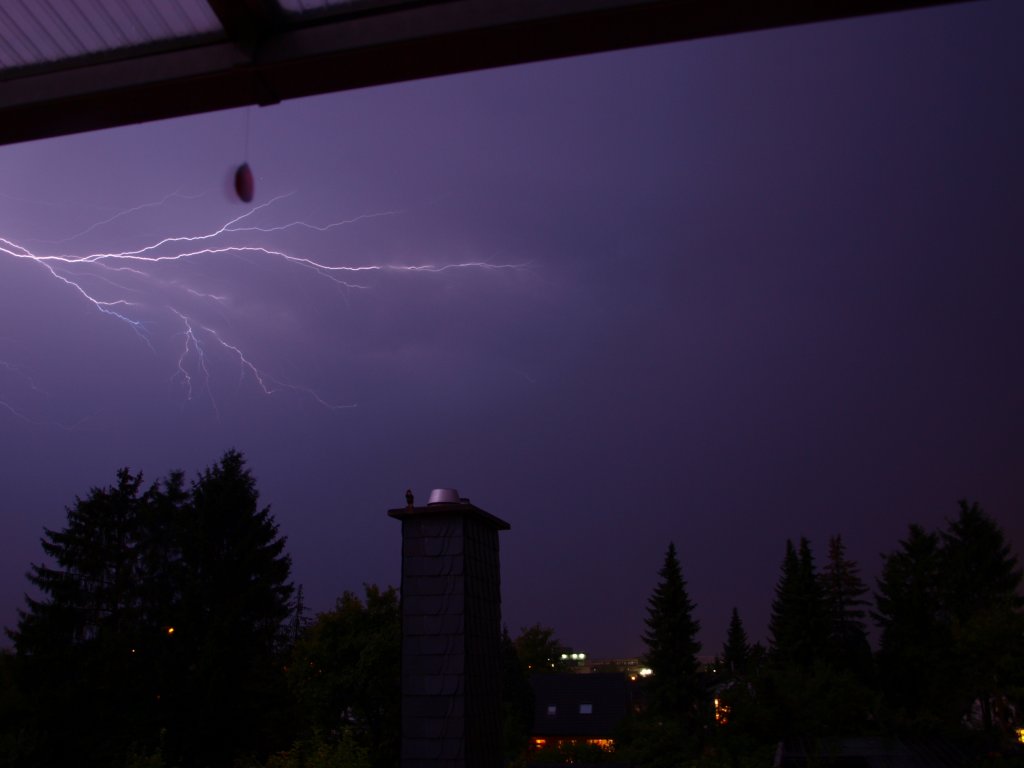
top-left (721, 607), bottom-right (751, 678)
top-left (875, 503), bottom-right (1024, 733)
top-left (10, 450), bottom-right (295, 768)
top-left (9, 469), bottom-right (156, 767)
top-left (874, 524), bottom-right (948, 721)
top-left (941, 500), bottom-right (1023, 619)
top-left (642, 542), bottom-right (702, 717)
top-left (171, 449), bottom-right (294, 766)
top-left (768, 537), bottom-right (825, 668)
top-left (821, 534), bottom-right (871, 678)
top-left (940, 501), bottom-right (1023, 732)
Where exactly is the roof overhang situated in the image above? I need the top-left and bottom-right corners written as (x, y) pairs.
top-left (0, 0), bottom-right (980, 147)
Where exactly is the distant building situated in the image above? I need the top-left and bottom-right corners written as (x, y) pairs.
top-left (530, 672), bottom-right (635, 752)
top-left (577, 656), bottom-right (653, 680)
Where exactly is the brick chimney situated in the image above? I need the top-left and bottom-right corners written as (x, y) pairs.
top-left (388, 489), bottom-right (510, 768)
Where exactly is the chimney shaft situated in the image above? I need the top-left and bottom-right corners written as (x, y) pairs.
top-left (389, 491), bottom-right (510, 768)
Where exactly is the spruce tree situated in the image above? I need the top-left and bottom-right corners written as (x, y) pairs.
top-left (768, 537), bottom-right (825, 668)
top-left (170, 449), bottom-right (294, 766)
top-left (642, 542), bottom-right (702, 718)
top-left (821, 534), bottom-right (871, 678)
top-left (874, 503), bottom-right (1023, 732)
top-left (874, 524), bottom-right (949, 721)
top-left (940, 501), bottom-right (1023, 732)
top-left (10, 450), bottom-right (295, 768)
top-left (941, 500), bottom-right (1023, 619)
top-left (10, 469), bottom-right (156, 767)
top-left (721, 607), bottom-right (751, 678)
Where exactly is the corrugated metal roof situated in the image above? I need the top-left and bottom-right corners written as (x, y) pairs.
top-left (0, 0), bottom-right (981, 147)
top-left (0, 0), bottom-right (222, 70)
top-left (277, 0), bottom-right (404, 18)
top-left (277, 0), bottom-right (347, 12)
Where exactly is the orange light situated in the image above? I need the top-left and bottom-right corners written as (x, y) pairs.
top-left (166, 627), bottom-right (175, 635)
top-left (714, 697), bottom-right (731, 725)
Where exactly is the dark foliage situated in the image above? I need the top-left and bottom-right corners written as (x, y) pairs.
top-left (627, 542), bottom-right (705, 764)
top-left (721, 607), bottom-right (751, 679)
top-left (286, 584), bottom-right (401, 768)
top-left (7, 450), bottom-right (294, 768)
top-left (874, 523), bottom-right (950, 724)
top-left (642, 542), bottom-right (702, 719)
top-left (821, 534), bottom-right (873, 682)
top-left (502, 626), bottom-right (535, 760)
top-left (769, 538), bottom-right (826, 669)
top-left (515, 623), bottom-right (572, 674)
top-left (875, 501), bottom-right (1024, 737)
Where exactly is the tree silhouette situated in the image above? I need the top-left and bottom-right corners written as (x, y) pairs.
top-left (941, 501), bottom-right (1023, 733)
top-left (874, 523), bottom-right (947, 723)
top-left (721, 607), bottom-right (751, 678)
top-left (9, 469), bottom-right (158, 766)
top-left (642, 542), bottom-right (702, 718)
top-left (9, 450), bottom-right (294, 768)
top-left (501, 626), bottom-right (534, 761)
top-left (170, 449), bottom-right (294, 766)
top-left (821, 534), bottom-right (872, 680)
top-left (768, 537), bottom-right (826, 668)
top-left (875, 502), bottom-right (1024, 736)
top-left (286, 584), bottom-right (400, 768)
top-left (513, 623), bottom-right (570, 673)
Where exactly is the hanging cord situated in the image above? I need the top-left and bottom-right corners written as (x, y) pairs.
top-left (243, 105), bottom-right (252, 163)
top-left (234, 106), bottom-right (256, 202)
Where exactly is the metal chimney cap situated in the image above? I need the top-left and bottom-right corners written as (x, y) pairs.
top-left (428, 488), bottom-right (461, 505)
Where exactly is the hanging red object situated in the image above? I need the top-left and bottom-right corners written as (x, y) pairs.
top-left (234, 162), bottom-right (254, 203)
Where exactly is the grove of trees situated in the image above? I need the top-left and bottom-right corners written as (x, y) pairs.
top-left (0, 450), bottom-right (1020, 768)
top-left (668, 501), bottom-right (1023, 766)
top-left (570, 504), bottom-right (1023, 766)
top-left (5, 451), bottom-right (295, 768)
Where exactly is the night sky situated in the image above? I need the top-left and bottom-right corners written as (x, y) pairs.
top-left (2, 0), bottom-right (1022, 660)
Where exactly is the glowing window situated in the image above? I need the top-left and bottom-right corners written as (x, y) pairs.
top-left (580, 703), bottom-right (592, 714)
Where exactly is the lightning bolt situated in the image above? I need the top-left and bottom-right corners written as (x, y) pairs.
top-left (0, 192), bottom-right (526, 424)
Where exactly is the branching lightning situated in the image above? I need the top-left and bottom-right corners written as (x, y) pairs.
top-left (0, 192), bottom-right (525, 424)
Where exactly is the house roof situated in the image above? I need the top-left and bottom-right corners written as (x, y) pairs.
top-left (0, 0), bottom-right (980, 147)
top-left (531, 672), bottom-right (632, 739)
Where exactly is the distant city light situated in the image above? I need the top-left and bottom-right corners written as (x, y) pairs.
top-left (639, 668), bottom-right (653, 677)
top-left (166, 627), bottom-right (175, 635)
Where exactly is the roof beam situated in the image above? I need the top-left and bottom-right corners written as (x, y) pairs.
top-left (206, 0), bottom-right (287, 56)
top-left (0, 0), bottom-right (980, 146)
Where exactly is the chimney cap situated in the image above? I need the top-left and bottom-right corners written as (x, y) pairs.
top-left (428, 488), bottom-right (462, 505)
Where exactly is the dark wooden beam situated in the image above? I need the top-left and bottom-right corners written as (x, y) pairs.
top-left (0, 0), bottom-right (979, 147)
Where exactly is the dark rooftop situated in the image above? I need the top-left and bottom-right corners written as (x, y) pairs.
top-left (531, 672), bottom-right (633, 739)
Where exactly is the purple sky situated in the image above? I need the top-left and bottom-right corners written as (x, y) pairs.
top-left (2, 0), bottom-right (1022, 660)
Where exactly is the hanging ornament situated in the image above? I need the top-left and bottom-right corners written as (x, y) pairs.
top-left (234, 162), bottom-right (254, 203)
